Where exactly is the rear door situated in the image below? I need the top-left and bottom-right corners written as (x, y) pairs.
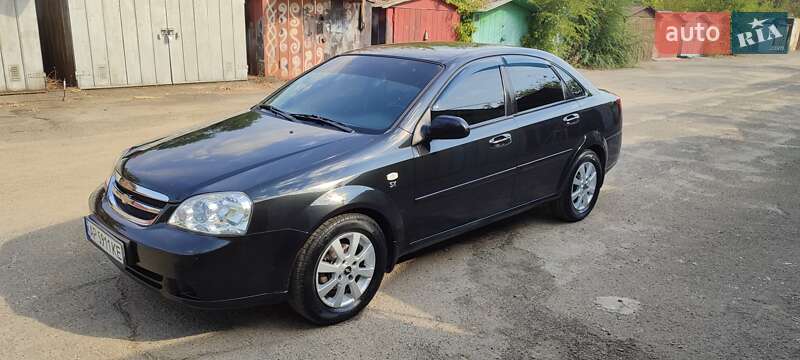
top-left (503, 55), bottom-right (580, 205)
top-left (409, 57), bottom-right (519, 243)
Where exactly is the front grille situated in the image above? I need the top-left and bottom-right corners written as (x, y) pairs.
top-left (108, 173), bottom-right (169, 226)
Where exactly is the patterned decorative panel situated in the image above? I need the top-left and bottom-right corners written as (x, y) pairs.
top-left (264, 0), bottom-right (367, 80)
top-left (266, 0), bottom-right (328, 79)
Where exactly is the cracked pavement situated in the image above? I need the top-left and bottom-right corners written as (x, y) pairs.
top-left (1, 53), bottom-right (799, 359)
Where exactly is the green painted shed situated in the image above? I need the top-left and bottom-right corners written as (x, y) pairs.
top-left (472, 0), bottom-right (533, 46)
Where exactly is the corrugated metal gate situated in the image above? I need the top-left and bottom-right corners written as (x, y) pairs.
top-left (0, 0), bottom-right (46, 93)
top-left (67, 0), bottom-right (248, 89)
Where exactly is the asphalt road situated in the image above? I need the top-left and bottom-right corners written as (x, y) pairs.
top-left (1, 53), bottom-right (798, 360)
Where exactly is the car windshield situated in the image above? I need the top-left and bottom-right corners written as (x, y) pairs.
top-left (265, 55), bottom-right (442, 133)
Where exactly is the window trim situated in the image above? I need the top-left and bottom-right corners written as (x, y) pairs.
top-left (500, 55), bottom-right (591, 117)
top-left (552, 64), bottom-right (588, 100)
top-left (428, 56), bottom-right (511, 129)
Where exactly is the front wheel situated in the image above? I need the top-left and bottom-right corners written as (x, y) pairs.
top-left (551, 149), bottom-right (603, 222)
top-left (288, 213), bottom-right (386, 325)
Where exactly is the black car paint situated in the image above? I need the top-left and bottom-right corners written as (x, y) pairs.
top-left (86, 43), bottom-right (621, 308)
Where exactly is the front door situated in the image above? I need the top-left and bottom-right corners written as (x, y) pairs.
top-left (409, 57), bottom-right (519, 243)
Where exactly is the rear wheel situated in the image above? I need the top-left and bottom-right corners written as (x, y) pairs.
top-left (552, 149), bottom-right (603, 222)
top-left (288, 213), bottom-right (386, 325)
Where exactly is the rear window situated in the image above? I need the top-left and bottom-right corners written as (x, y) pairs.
top-left (267, 55), bottom-right (441, 133)
top-left (504, 56), bottom-right (565, 112)
top-left (555, 67), bottom-right (586, 98)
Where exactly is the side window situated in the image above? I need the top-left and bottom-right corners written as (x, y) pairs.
top-left (504, 56), bottom-right (565, 112)
top-left (555, 67), bottom-right (586, 98)
top-left (432, 59), bottom-right (505, 126)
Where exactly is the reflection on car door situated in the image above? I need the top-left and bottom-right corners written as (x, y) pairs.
top-left (409, 57), bottom-right (520, 244)
top-left (503, 55), bottom-right (580, 206)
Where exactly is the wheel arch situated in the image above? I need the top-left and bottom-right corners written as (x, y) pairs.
top-left (303, 186), bottom-right (404, 273)
top-left (559, 132), bottom-right (608, 191)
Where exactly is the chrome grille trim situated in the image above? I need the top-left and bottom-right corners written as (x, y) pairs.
top-left (114, 172), bottom-right (170, 202)
top-left (107, 174), bottom-right (168, 226)
top-left (111, 185), bottom-right (161, 214)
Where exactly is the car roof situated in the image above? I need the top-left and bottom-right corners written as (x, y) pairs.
top-left (345, 42), bottom-right (557, 66)
top-left (342, 42), bottom-right (602, 134)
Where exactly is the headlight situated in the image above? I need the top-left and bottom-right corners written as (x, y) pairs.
top-left (168, 192), bottom-right (253, 236)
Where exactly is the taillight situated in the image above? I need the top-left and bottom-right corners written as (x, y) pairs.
top-left (615, 98), bottom-right (622, 114)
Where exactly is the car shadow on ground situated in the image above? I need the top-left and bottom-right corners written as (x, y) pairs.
top-left (0, 219), bottom-right (312, 342)
top-left (0, 206), bottom-right (561, 343)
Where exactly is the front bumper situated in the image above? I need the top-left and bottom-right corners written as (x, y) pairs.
top-left (86, 186), bottom-right (308, 309)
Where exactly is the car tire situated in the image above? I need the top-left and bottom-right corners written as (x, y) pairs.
top-left (288, 213), bottom-right (386, 325)
top-left (551, 149), bottom-right (604, 222)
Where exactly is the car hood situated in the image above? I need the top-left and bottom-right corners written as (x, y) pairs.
top-left (120, 110), bottom-right (367, 201)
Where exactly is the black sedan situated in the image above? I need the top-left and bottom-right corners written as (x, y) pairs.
top-left (85, 43), bottom-right (622, 324)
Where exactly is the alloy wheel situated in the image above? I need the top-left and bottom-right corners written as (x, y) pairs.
top-left (315, 232), bottom-right (376, 308)
top-left (571, 162), bottom-right (597, 213)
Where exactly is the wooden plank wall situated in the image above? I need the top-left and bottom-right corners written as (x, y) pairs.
top-left (389, 0), bottom-right (459, 43)
top-left (35, 0), bottom-right (76, 85)
top-left (246, 0), bottom-right (266, 75)
top-left (628, 16), bottom-right (655, 61)
top-left (0, 0), bottom-right (46, 92)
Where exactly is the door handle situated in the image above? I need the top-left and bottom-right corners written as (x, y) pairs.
top-left (489, 133), bottom-right (512, 148)
top-left (563, 113), bottom-right (581, 125)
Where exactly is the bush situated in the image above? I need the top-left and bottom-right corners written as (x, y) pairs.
top-left (575, 0), bottom-right (641, 68)
top-left (522, 0), bottom-right (639, 69)
top-left (642, 0), bottom-right (798, 14)
top-left (446, 0), bottom-right (485, 42)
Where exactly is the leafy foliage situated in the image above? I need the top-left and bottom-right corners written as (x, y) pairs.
top-left (446, 0), bottom-right (485, 42)
top-left (641, 0), bottom-right (798, 14)
top-left (521, 0), bottom-right (639, 69)
top-left (446, 0), bottom-right (486, 13)
top-left (455, 17), bottom-right (478, 42)
top-left (574, 0), bottom-right (641, 68)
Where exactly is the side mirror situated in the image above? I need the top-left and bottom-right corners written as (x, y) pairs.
top-left (422, 115), bottom-right (470, 141)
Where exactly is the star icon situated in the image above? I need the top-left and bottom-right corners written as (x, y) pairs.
top-left (749, 18), bottom-right (768, 28)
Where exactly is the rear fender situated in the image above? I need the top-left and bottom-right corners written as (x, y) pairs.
top-left (558, 131), bottom-right (607, 193)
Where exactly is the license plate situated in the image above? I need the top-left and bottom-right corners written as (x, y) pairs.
top-left (86, 219), bottom-right (125, 265)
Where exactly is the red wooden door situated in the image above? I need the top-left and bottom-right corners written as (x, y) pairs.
top-left (392, 0), bottom-right (459, 43)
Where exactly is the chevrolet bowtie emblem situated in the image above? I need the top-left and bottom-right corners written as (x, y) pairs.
top-left (118, 192), bottom-right (135, 206)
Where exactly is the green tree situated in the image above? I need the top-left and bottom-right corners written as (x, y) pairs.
top-left (641, 0), bottom-right (798, 13)
top-left (446, 0), bottom-right (486, 42)
top-left (521, 0), bottom-right (639, 68)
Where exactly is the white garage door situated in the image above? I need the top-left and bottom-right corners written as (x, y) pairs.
top-left (68, 0), bottom-right (247, 89)
top-left (0, 0), bottom-right (46, 93)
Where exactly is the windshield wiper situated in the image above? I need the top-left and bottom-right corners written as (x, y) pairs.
top-left (291, 113), bottom-right (354, 133)
top-left (257, 104), bottom-right (298, 122)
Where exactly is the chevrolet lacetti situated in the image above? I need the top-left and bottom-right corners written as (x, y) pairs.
top-left (85, 43), bottom-right (622, 325)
